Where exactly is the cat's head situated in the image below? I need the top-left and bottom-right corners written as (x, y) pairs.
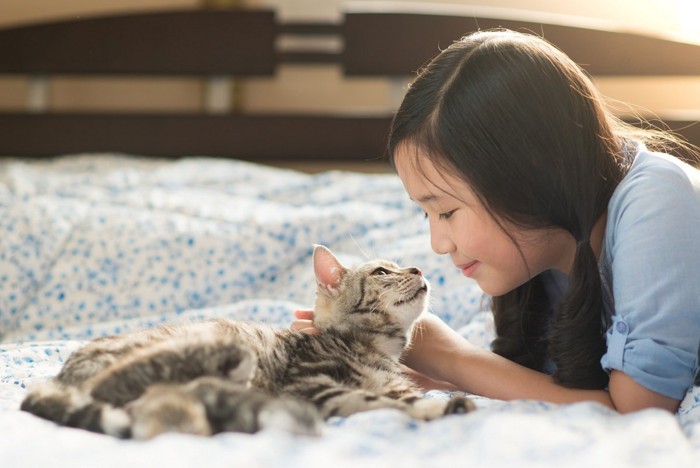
top-left (311, 245), bottom-right (429, 341)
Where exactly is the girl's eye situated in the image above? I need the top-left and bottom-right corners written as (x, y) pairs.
top-left (423, 210), bottom-right (456, 220)
top-left (372, 267), bottom-right (390, 276)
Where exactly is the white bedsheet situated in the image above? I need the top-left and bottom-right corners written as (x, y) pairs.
top-left (1, 154), bottom-right (699, 467)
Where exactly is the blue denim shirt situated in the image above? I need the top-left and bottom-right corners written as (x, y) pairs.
top-left (544, 147), bottom-right (700, 400)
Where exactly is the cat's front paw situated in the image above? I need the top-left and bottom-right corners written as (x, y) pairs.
top-left (443, 395), bottom-right (476, 415)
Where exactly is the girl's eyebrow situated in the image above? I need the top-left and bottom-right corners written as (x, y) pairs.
top-left (408, 193), bottom-right (445, 204)
top-left (416, 194), bottom-right (443, 203)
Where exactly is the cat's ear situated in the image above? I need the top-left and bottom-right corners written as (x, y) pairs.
top-left (313, 245), bottom-right (346, 297)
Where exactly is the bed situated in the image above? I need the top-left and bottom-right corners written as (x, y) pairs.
top-left (1, 3), bottom-right (700, 467)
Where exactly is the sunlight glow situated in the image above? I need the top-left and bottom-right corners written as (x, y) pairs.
top-left (674, 0), bottom-right (700, 41)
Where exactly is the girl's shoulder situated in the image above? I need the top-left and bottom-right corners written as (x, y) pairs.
top-left (620, 149), bottom-right (700, 192)
top-left (608, 149), bottom-right (700, 226)
top-left (604, 148), bottom-right (700, 259)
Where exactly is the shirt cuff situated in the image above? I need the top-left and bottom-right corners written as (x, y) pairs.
top-left (601, 316), bottom-right (696, 400)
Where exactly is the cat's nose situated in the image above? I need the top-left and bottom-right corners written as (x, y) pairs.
top-left (409, 267), bottom-right (422, 276)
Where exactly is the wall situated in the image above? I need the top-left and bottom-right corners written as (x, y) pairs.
top-left (247, 0), bottom-right (700, 118)
top-left (0, 0), bottom-right (202, 113)
top-left (0, 0), bottom-right (699, 119)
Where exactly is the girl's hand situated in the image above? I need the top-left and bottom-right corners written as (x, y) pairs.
top-left (402, 313), bottom-right (467, 386)
top-left (401, 364), bottom-right (458, 392)
top-left (291, 309), bottom-right (321, 335)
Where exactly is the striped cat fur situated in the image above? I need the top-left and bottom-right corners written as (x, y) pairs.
top-left (21, 245), bottom-right (474, 439)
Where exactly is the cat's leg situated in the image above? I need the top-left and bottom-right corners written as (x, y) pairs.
top-left (56, 322), bottom-right (226, 387)
top-left (188, 377), bottom-right (321, 436)
top-left (90, 337), bottom-right (256, 406)
top-left (21, 380), bottom-right (131, 438)
top-left (322, 387), bottom-right (473, 420)
top-left (55, 328), bottom-right (177, 387)
top-left (302, 384), bottom-right (415, 418)
top-left (126, 383), bottom-right (212, 439)
top-left (300, 380), bottom-right (474, 420)
top-left (396, 393), bottom-right (475, 420)
top-left (378, 374), bottom-right (476, 420)
top-left (55, 336), bottom-right (130, 387)
top-left (127, 377), bottom-right (321, 439)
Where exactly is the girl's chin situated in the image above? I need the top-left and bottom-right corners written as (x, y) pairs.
top-left (471, 274), bottom-right (518, 297)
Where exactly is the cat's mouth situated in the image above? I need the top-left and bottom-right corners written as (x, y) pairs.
top-left (394, 284), bottom-right (428, 306)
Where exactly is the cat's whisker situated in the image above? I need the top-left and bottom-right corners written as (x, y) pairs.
top-left (412, 320), bottom-right (429, 343)
top-left (348, 235), bottom-right (371, 261)
top-left (376, 289), bottom-right (394, 309)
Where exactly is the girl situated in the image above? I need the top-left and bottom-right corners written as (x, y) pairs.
top-left (293, 29), bottom-right (700, 414)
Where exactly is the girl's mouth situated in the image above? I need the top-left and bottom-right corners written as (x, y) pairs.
top-left (459, 261), bottom-right (480, 277)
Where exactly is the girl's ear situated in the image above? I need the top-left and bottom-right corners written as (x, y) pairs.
top-left (313, 245), bottom-right (346, 297)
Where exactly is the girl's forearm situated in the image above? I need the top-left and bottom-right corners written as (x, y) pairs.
top-left (408, 314), bottom-right (615, 408)
top-left (446, 340), bottom-right (615, 408)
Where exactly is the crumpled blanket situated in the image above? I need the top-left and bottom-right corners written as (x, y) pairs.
top-left (1, 154), bottom-right (699, 467)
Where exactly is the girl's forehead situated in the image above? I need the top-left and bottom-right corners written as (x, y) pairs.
top-left (394, 145), bottom-right (470, 203)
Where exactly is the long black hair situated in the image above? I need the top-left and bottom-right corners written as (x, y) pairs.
top-left (388, 30), bottom-right (692, 389)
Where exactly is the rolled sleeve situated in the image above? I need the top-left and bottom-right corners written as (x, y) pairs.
top-left (602, 317), bottom-right (698, 400)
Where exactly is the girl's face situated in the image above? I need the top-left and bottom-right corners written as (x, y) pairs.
top-left (394, 144), bottom-right (575, 296)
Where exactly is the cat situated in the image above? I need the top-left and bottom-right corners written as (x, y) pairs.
top-left (21, 245), bottom-right (475, 439)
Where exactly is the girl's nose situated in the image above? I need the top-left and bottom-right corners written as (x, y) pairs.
top-left (430, 224), bottom-right (455, 255)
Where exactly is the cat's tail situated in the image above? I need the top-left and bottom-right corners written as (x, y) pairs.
top-left (20, 380), bottom-right (132, 438)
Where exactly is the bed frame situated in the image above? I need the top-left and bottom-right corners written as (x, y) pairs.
top-left (1, 3), bottom-right (699, 165)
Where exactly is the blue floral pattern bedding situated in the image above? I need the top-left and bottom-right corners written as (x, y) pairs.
top-left (1, 154), bottom-right (699, 467)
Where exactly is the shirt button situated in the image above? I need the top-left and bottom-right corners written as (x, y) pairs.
top-left (616, 321), bottom-right (628, 334)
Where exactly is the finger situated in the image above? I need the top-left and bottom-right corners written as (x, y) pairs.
top-left (291, 320), bottom-right (321, 335)
top-left (294, 309), bottom-right (315, 320)
top-left (290, 319), bottom-right (309, 331)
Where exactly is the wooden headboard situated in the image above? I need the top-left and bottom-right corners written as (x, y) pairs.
top-left (0, 4), bottom-right (698, 164)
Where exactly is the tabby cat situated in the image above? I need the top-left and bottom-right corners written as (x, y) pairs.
top-left (21, 245), bottom-right (474, 439)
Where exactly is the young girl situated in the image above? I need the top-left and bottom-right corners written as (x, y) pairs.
top-left (293, 29), bottom-right (700, 414)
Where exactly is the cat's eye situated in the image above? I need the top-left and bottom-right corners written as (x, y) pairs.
top-left (372, 267), bottom-right (390, 276)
